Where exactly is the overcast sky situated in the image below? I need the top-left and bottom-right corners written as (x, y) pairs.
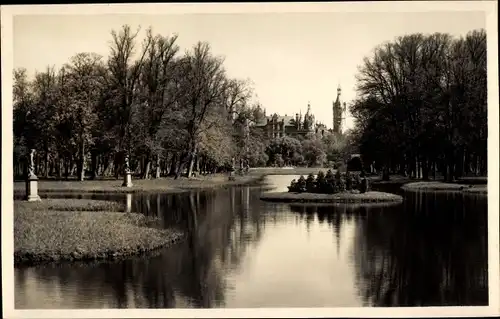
top-left (14, 11), bottom-right (485, 130)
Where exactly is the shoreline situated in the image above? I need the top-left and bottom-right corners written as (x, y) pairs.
top-left (13, 173), bottom-right (267, 195)
top-left (401, 181), bottom-right (488, 195)
top-left (12, 167), bottom-right (329, 195)
top-left (14, 231), bottom-right (184, 267)
top-left (260, 191), bottom-right (404, 204)
top-left (14, 199), bottom-right (185, 268)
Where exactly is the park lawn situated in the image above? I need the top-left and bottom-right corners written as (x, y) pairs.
top-left (21, 198), bottom-right (126, 212)
top-left (248, 167), bottom-right (333, 176)
top-left (14, 199), bottom-right (182, 266)
top-left (13, 173), bottom-right (264, 194)
top-left (12, 168), bottom-right (333, 195)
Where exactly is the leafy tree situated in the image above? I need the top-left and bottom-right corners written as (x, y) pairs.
top-left (64, 52), bottom-right (107, 180)
top-left (352, 29), bottom-right (486, 181)
top-left (173, 42), bottom-right (230, 178)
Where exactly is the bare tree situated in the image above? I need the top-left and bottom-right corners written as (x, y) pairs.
top-left (107, 24), bottom-right (152, 177)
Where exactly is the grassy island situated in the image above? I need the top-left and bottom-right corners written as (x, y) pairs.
top-left (260, 170), bottom-right (403, 204)
top-left (401, 181), bottom-right (487, 195)
top-left (14, 199), bottom-right (183, 267)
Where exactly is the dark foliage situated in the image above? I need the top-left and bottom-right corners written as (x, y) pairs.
top-left (288, 170), bottom-right (363, 194)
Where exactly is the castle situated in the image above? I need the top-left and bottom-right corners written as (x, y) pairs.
top-left (254, 85), bottom-right (346, 138)
top-left (254, 102), bottom-right (320, 139)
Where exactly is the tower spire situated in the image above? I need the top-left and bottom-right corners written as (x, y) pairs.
top-left (333, 83), bottom-right (343, 135)
top-left (336, 84), bottom-right (341, 104)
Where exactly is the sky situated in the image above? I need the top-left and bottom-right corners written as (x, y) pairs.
top-left (13, 11), bottom-right (485, 130)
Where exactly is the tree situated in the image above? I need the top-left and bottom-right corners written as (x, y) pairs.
top-left (12, 24), bottom-right (272, 180)
top-left (135, 29), bottom-right (180, 179)
top-left (13, 68), bottom-right (34, 176)
top-left (107, 25), bottom-right (152, 176)
top-left (352, 29), bottom-right (487, 181)
top-left (301, 136), bottom-right (326, 167)
top-left (64, 52), bottom-right (107, 181)
top-left (174, 42), bottom-right (230, 179)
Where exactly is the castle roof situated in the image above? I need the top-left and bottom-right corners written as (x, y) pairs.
top-left (254, 115), bottom-right (295, 127)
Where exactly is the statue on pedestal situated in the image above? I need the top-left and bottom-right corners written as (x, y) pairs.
top-left (124, 154), bottom-right (131, 174)
top-left (122, 154), bottom-right (133, 187)
top-left (28, 149), bottom-right (36, 178)
top-left (25, 148), bottom-right (41, 201)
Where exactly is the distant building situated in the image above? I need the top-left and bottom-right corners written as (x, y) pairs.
top-left (332, 85), bottom-right (347, 135)
top-left (252, 86), bottom-right (347, 139)
top-left (254, 102), bottom-right (316, 139)
top-left (315, 122), bottom-right (328, 137)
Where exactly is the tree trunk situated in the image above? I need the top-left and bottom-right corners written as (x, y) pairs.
top-left (432, 161), bottom-right (437, 180)
top-left (169, 153), bottom-right (178, 176)
top-left (155, 155), bottom-right (161, 179)
top-left (79, 141), bottom-right (85, 182)
top-left (143, 152), bottom-right (151, 179)
top-left (114, 153), bottom-right (120, 180)
top-left (175, 157), bottom-right (187, 180)
top-left (90, 151), bottom-right (98, 180)
top-left (187, 152), bottom-right (196, 179)
top-left (102, 155), bottom-right (110, 177)
top-left (65, 157), bottom-right (71, 180)
top-left (45, 148), bottom-right (50, 178)
top-left (422, 158), bottom-right (429, 180)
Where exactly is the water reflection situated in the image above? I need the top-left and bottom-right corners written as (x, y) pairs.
top-left (14, 177), bottom-right (488, 308)
top-left (352, 191), bottom-right (488, 307)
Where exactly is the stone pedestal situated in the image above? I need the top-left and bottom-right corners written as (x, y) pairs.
top-left (25, 174), bottom-right (41, 202)
top-left (122, 172), bottom-right (133, 187)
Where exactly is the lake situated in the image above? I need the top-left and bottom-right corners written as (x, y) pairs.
top-left (14, 175), bottom-right (488, 308)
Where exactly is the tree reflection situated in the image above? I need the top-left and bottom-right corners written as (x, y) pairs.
top-left (287, 193), bottom-right (488, 307)
top-left (16, 186), bottom-right (268, 308)
top-left (352, 191), bottom-right (488, 306)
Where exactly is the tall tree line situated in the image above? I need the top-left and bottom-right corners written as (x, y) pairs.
top-left (351, 29), bottom-right (487, 181)
top-left (13, 25), bottom-right (265, 180)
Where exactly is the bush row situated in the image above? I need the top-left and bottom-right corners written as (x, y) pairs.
top-left (288, 170), bottom-right (370, 194)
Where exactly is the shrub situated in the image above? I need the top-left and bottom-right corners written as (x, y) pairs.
top-left (315, 171), bottom-right (327, 193)
top-left (334, 170), bottom-right (346, 193)
top-left (296, 175), bottom-right (307, 193)
top-left (306, 173), bottom-right (316, 193)
top-left (345, 171), bottom-right (353, 191)
top-left (359, 177), bottom-right (370, 193)
top-left (324, 169), bottom-right (336, 194)
top-left (287, 170), bottom-right (365, 195)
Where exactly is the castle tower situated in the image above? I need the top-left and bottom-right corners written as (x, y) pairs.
top-left (333, 85), bottom-right (344, 134)
top-left (304, 101), bottom-right (315, 131)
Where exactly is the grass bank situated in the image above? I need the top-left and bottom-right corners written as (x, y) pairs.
top-left (248, 167), bottom-right (333, 176)
top-left (12, 167), bottom-right (332, 195)
top-left (13, 173), bottom-right (265, 195)
top-left (288, 201), bottom-right (403, 208)
top-left (401, 181), bottom-right (488, 194)
top-left (260, 191), bottom-right (403, 204)
top-left (14, 199), bottom-right (183, 267)
top-left (22, 198), bottom-right (126, 212)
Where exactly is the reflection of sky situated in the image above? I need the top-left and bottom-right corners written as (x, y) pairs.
top-left (263, 175), bottom-right (317, 193)
top-left (224, 213), bottom-right (360, 307)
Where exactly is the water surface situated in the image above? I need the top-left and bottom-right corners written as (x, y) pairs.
top-left (14, 175), bottom-right (488, 308)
